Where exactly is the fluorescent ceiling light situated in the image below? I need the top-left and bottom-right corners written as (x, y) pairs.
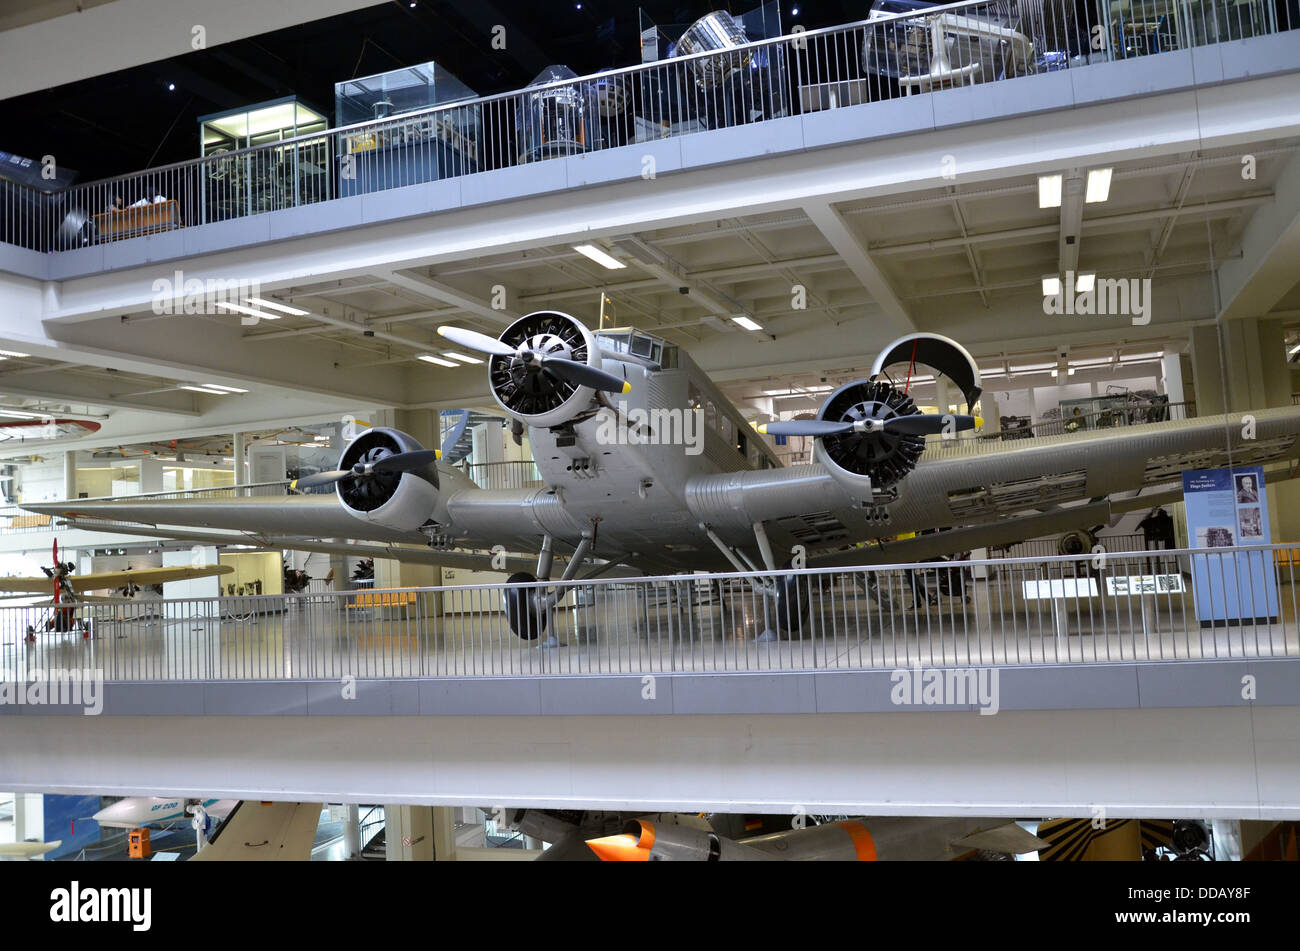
top-left (1085, 167), bottom-right (1113, 203)
top-left (179, 385), bottom-right (230, 394)
top-left (0, 349), bottom-right (30, 358)
top-left (201, 384), bottom-right (248, 394)
top-left (732, 316), bottom-right (764, 332)
top-left (1038, 174), bottom-right (1062, 208)
top-left (0, 408), bottom-right (45, 418)
top-left (1042, 276), bottom-right (1061, 296)
top-left (443, 352), bottom-right (483, 364)
top-left (418, 355), bottom-right (459, 368)
top-left (1010, 362), bottom-right (1055, 373)
top-left (213, 301), bottom-right (281, 321)
top-left (244, 297), bottom-right (310, 316)
top-left (1076, 272), bottom-right (1096, 293)
top-left (572, 244), bottom-right (626, 270)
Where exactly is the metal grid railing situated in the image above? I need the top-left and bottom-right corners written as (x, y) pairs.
top-left (3, 544), bottom-right (1296, 682)
top-left (1, 0), bottom-right (1294, 252)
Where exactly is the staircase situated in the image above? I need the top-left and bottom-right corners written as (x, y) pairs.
top-left (439, 409), bottom-right (504, 465)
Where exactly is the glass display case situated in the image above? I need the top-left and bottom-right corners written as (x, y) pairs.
top-left (333, 62), bottom-right (480, 194)
top-left (198, 97), bottom-right (330, 222)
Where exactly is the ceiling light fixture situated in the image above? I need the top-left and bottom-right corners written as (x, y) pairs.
top-left (418, 355), bottom-right (459, 368)
top-left (213, 302), bottom-right (281, 321)
top-left (1038, 173), bottom-right (1063, 208)
top-left (201, 384), bottom-right (249, 394)
top-left (1085, 167), bottom-right (1113, 203)
top-left (732, 316), bottom-right (764, 332)
top-left (0, 349), bottom-right (30, 358)
top-left (572, 244), bottom-right (627, 270)
top-left (244, 297), bottom-right (310, 316)
top-left (443, 352), bottom-right (483, 364)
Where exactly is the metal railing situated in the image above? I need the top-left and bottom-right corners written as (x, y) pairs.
top-left (462, 460), bottom-right (544, 491)
top-left (1, 0), bottom-right (1294, 253)
top-left (3, 544), bottom-right (1297, 682)
top-left (983, 398), bottom-right (1195, 441)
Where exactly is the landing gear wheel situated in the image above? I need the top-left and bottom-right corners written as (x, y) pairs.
top-left (503, 572), bottom-right (548, 641)
top-left (773, 563), bottom-right (811, 640)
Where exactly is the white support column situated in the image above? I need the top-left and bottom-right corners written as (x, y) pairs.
top-left (62, 452), bottom-right (77, 500)
top-left (232, 432), bottom-right (246, 488)
top-left (343, 803), bottom-right (361, 860)
top-left (384, 806), bottom-right (435, 861)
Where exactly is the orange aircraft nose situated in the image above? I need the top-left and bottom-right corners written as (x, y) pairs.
top-left (585, 819), bottom-right (656, 861)
top-left (585, 832), bottom-right (647, 862)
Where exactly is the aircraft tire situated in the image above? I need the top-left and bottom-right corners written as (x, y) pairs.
top-left (503, 572), bottom-right (547, 641)
top-left (773, 566), bottom-right (811, 639)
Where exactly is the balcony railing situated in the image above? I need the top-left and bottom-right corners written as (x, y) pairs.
top-left (3, 544), bottom-right (1297, 682)
top-left (1, 0), bottom-right (1294, 253)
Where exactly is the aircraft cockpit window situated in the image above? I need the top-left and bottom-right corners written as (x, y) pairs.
top-left (600, 333), bottom-right (631, 354)
top-left (660, 345), bottom-right (678, 369)
top-left (630, 334), bottom-right (656, 359)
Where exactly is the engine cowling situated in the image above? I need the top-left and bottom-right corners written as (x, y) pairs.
top-left (816, 379), bottom-right (926, 500)
top-left (488, 311), bottom-right (601, 428)
top-left (336, 427), bottom-right (439, 532)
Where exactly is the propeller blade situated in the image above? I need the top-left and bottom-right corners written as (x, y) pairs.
top-left (291, 469), bottom-right (352, 490)
top-left (881, 414), bottom-right (982, 436)
top-left (540, 358), bottom-right (631, 395)
top-left (758, 420), bottom-right (854, 437)
top-left (370, 449), bottom-right (442, 473)
top-left (436, 325), bottom-right (516, 357)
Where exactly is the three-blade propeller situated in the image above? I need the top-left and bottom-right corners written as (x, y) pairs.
top-left (292, 448), bottom-right (441, 491)
top-left (758, 414), bottom-right (983, 438)
top-left (437, 325), bottom-right (631, 395)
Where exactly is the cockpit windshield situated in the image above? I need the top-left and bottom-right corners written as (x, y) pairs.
top-left (597, 327), bottom-right (678, 368)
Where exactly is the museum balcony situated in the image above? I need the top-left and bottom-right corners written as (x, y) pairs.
top-left (0, 0), bottom-right (1297, 281)
top-left (2, 545), bottom-right (1298, 816)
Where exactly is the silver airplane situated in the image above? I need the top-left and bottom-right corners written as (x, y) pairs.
top-left (26, 310), bottom-right (1300, 640)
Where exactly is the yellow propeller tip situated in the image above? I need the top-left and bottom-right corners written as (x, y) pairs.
top-left (434, 450), bottom-right (442, 460)
top-left (289, 480), bottom-right (298, 490)
top-left (435, 326), bottom-right (450, 337)
top-left (621, 381), bottom-right (632, 394)
top-left (975, 417), bottom-right (985, 428)
top-left (757, 424), bottom-right (768, 435)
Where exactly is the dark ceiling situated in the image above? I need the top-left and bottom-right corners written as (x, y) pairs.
top-left (1, 0), bottom-right (867, 182)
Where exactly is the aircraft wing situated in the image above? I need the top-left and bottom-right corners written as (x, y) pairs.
top-left (0, 840), bottom-right (60, 859)
top-left (687, 407), bottom-right (1300, 556)
top-left (73, 564), bottom-right (233, 590)
top-left (0, 576), bottom-right (54, 594)
top-left (188, 801), bottom-right (321, 861)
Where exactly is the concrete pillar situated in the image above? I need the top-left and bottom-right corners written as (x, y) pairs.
top-left (384, 805), bottom-right (435, 861)
top-left (138, 456), bottom-right (164, 494)
top-left (431, 807), bottom-right (457, 861)
top-left (1191, 319), bottom-right (1289, 416)
top-left (933, 376), bottom-right (951, 415)
top-left (62, 452), bottom-right (76, 500)
top-left (343, 803), bottom-right (361, 860)
top-left (390, 409), bottom-right (439, 449)
top-left (233, 432), bottom-right (246, 487)
top-left (1161, 348), bottom-right (1186, 417)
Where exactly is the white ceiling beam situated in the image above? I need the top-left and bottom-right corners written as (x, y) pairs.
top-left (1218, 151), bottom-right (1300, 320)
top-left (803, 200), bottom-right (914, 335)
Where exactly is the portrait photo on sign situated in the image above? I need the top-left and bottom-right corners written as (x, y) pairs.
top-left (1238, 506), bottom-right (1263, 539)
top-left (1198, 526), bottom-right (1236, 548)
top-left (1235, 473), bottom-right (1260, 503)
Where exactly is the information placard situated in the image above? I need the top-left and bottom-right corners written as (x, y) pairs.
top-left (1181, 465), bottom-right (1277, 624)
